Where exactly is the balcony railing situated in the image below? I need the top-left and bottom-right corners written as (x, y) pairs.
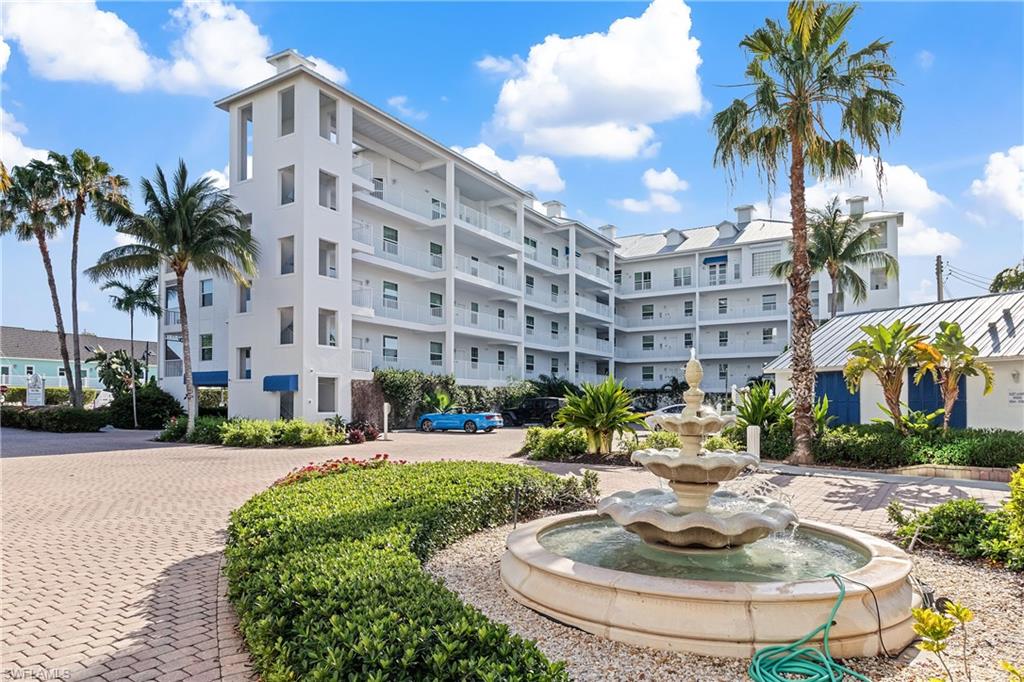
top-left (525, 286), bottom-right (568, 308)
top-left (701, 339), bottom-right (787, 356)
top-left (616, 279), bottom-right (693, 296)
top-left (357, 298), bottom-right (446, 326)
top-left (574, 335), bottom-right (612, 353)
top-left (353, 218), bottom-right (373, 246)
top-left (351, 348), bottom-right (373, 372)
top-left (454, 254), bottom-right (519, 289)
top-left (164, 310), bottom-right (180, 325)
top-left (367, 182), bottom-right (447, 221)
top-left (703, 304), bottom-right (786, 321)
top-left (456, 203), bottom-right (513, 241)
top-left (351, 286), bottom-right (373, 308)
top-left (164, 360), bottom-right (183, 377)
top-left (575, 296), bottom-right (611, 318)
top-left (375, 355), bottom-right (446, 375)
top-left (454, 360), bottom-right (520, 382)
top-left (524, 328), bottom-right (567, 347)
top-left (616, 345), bottom-right (694, 360)
top-left (453, 308), bottom-right (521, 336)
top-left (525, 248), bottom-right (567, 269)
top-left (618, 314), bottom-right (695, 328)
top-left (577, 260), bottom-right (612, 282)
top-left (354, 227), bottom-right (444, 273)
top-left (352, 158), bottom-right (373, 182)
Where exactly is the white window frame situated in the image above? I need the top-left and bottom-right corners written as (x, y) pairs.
top-left (200, 333), bottom-right (213, 362)
top-left (642, 365), bottom-right (655, 382)
top-left (642, 335), bottom-right (654, 351)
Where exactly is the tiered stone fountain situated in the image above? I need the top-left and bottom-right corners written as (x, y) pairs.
top-left (501, 352), bottom-right (919, 658)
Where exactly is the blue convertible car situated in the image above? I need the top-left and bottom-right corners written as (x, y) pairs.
top-left (417, 407), bottom-right (503, 433)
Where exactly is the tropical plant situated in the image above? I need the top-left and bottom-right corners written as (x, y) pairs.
top-left (871, 402), bottom-right (943, 434)
top-left (51, 150), bottom-right (130, 407)
top-left (422, 390), bottom-right (452, 413)
top-left (713, 0), bottom-right (903, 463)
top-left (735, 381), bottom-right (794, 430)
top-left (529, 373), bottom-right (581, 397)
top-left (660, 376), bottom-right (688, 403)
top-left (101, 275), bottom-right (160, 425)
top-left (86, 160), bottom-right (259, 434)
top-left (912, 602), bottom-right (973, 682)
top-left (86, 346), bottom-right (143, 396)
top-left (990, 262), bottom-right (1024, 293)
top-left (844, 320), bottom-right (926, 434)
top-left (914, 321), bottom-right (996, 432)
top-left (812, 395), bottom-right (837, 434)
top-left (555, 377), bottom-right (646, 456)
top-left (0, 162), bottom-right (77, 395)
top-left (771, 196), bottom-right (899, 318)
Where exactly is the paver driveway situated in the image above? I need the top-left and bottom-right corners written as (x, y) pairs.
top-left (1, 427), bottom-right (1009, 681)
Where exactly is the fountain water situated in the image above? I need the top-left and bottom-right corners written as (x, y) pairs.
top-left (501, 352), bottom-right (920, 658)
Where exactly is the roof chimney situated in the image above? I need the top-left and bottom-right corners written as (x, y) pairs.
top-left (542, 200), bottom-right (565, 219)
top-left (599, 224), bottom-right (617, 240)
top-left (846, 195), bottom-right (868, 217)
top-left (266, 49), bottom-right (317, 74)
top-left (735, 204), bottom-right (754, 227)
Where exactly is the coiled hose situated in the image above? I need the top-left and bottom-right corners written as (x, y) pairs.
top-left (747, 573), bottom-right (873, 682)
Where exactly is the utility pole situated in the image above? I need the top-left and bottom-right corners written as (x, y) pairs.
top-left (935, 255), bottom-right (944, 302)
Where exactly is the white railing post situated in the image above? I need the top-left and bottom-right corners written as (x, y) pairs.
top-left (746, 425), bottom-right (761, 458)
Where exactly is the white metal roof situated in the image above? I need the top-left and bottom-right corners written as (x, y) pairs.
top-left (764, 291), bottom-right (1024, 372)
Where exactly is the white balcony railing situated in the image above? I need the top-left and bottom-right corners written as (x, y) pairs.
top-left (454, 255), bottom-right (519, 289)
top-left (703, 304), bottom-right (786, 321)
top-left (353, 218), bottom-right (373, 246)
top-left (525, 248), bottom-right (568, 269)
top-left (453, 308), bottom-right (521, 336)
top-left (375, 355), bottom-right (446, 375)
top-left (616, 345), bottom-right (694, 360)
top-left (525, 286), bottom-right (569, 307)
top-left (616, 279), bottom-right (693, 296)
top-left (524, 329), bottom-right (567, 347)
top-left (456, 203), bottom-right (514, 241)
top-left (355, 227), bottom-right (444, 273)
top-left (164, 360), bottom-right (184, 377)
top-left (455, 360), bottom-right (520, 382)
top-left (351, 286), bottom-right (373, 308)
top-left (575, 296), bottom-right (611, 318)
top-left (367, 183), bottom-right (447, 222)
top-left (164, 310), bottom-right (180, 325)
top-left (359, 299), bottom-right (446, 326)
top-left (618, 314), bottom-right (696, 329)
top-left (352, 158), bottom-right (373, 182)
top-left (351, 348), bottom-right (373, 372)
top-left (574, 335), bottom-right (612, 353)
top-left (701, 339), bottom-right (787, 356)
top-left (577, 260), bottom-right (612, 282)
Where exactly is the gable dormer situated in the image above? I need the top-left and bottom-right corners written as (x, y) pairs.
top-left (717, 220), bottom-right (738, 239)
top-left (664, 228), bottom-right (686, 247)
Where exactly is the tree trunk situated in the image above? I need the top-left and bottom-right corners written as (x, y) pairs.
top-left (786, 136), bottom-right (816, 465)
top-left (829, 269), bottom-right (840, 319)
top-left (176, 271), bottom-right (197, 433)
top-left (883, 371), bottom-right (906, 434)
top-left (69, 202), bottom-right (84, 408)
top-left (34, 229), bottom-right (75, 400)
top-left (130, 311), bottom-right (138, 429)
top-left (942, 371), bottom-right (957, 433)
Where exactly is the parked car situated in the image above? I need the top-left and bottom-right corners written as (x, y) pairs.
top-left (644, 404), bottom-right (684, 431)
top-left (417, 407), bottom-right (503, 433)
top-left (501, 397), bottom-right (567, 427)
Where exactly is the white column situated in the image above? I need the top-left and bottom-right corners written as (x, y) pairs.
top-left (693, 252), bottom-right (702, 357)
top-left (608, 243), bottom-right (616, 379)
top-left (444, 160), bottom-right (456, 375)
top-left (515, 201), bottom-right (526, 378)
top-left (568, 225), bottom-right (577, 382)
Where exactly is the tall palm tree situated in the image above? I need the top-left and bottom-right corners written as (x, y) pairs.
top-left (772, 197), bottom-right (899, 318)
top-left (1, 162), bottom-right (77, 391)
top-left (712, 1), bottom-right (902, 463)
top-left (102, 275), bottom-right (161, 428)
top-left (87, 160), bottom-right (259, 433)
top-left (51, 150), bottom-right (130, 408)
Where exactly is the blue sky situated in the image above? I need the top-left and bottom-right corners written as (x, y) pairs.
top-left (2, 0), bottom-right (1022, 343)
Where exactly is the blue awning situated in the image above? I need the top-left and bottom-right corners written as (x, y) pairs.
top-left (703, 255), bottom-right (728, 265)
top-left (263, 374), bottom-right (299, 392)
top-left (193, 370), bottom-right (228, 387)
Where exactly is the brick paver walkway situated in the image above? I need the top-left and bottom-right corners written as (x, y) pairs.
top-left (1, 427), bottom-right (1009, 681)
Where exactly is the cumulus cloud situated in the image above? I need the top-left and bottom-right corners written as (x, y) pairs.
top-left (969, 146), bottom-right (1024, 220)
top-left (487, 0), bottom-right (704, 159)
top-left (1, 108), bottom-right (48, 167)
top-left (452, 143), bottom-right (565, 193)
top-left (612, 167), bottom-right (689, 213)
top-left (642, 167), bottom-right (689, 192)
top-left (307, 55), bottom-right (348, 84)
top-left (916, 50), bottom-right (935, 70)
top-left (387, 95), bottom-right (428, 121)
top-left (0, 38), bottom-right (11, 73)
top-left (475, 55), bottom-right (523, 76)
top-left (201, 165), bottom-right (230, 190)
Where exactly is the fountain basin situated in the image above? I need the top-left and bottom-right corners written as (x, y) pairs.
top-left (630, 448), bottom-right (758, 484)
top-left (501, 511), bottom-right (919, 659)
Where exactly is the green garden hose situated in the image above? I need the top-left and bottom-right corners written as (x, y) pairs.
top-left (747, 573), bottom-right (873, 682)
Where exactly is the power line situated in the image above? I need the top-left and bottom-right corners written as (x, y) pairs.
top-left (947, 272), bottom-right (989, 292)
top-left (945, 263), bottom-right (993, 287)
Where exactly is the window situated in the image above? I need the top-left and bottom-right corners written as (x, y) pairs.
top-left (673, 266), bottom-right (692, 287)
top-left (870, 267), bottom-right (888, 290)
top-left (319, 91), bottom-right (338, 142)
top-left (642, 335), bottom-right (654, 351)
top-left (279, 166), bottom-right (295, 205)
top-left (525, 315), bottom-right (535, 334)
top-left (707, 262), bottom-right (726, 286)
top-left (279, 307), bottom-right (294, 345)
top-left (718, 363), bottom-right (728, 381)
top-left (550, 283), bottom-right (560, 302)
top-left (470, 347), bottom-right (479, 367)
top-left (683, 331), bottom-right (693, 348)
top-left (497, 307), bottom-right (506, 331)
top-left (279, 236), bottom-right (295, 275)
top-left (684, 300), bottom-right (694, 317)
top-left (550, 357), bottom-right (559, 375)
top-left (279, 87), bottom-right (295, 136)
top-left (200, 279), bottom-right (213, 307)
top-left (200, 334), bottom-right (213, 362)
top-left (614, 269), bottom-right (622, 285)
top-left (497, 350), bottom-right (506, 368)
top-left (317, 377), bottom-right (337, 412)
top-left (525, 354), bottom-right (535, 372)
top-left (382, 281), bottom-right (398, 309)
top-left (0, 366), bottom-right (9, 385)
top-left (318, 170), bottom-right (338, 211)
top-left (382, 226), bottom-right (399, 255)
top-left (642, 366), bottom-right (655, 382)
top-left (718, 297), bottom-right (728, 314)
top-left (642, 304), bottom-right (654, 320)
top-left (762, 327), bottom-right (776, 344)
top-left (497, 264), bottom-right (506, 286)
top-left (811, 281), bottom-right (821, 311)
top-left (525, 274), bottom-right (535, 295)
top-left (238, 282), bottom-right (252, 313)
top-left (470, 302), bottom-right (480, 325)
top-left (382, 335), bottom-right (398, 361)
top-left (279, 392), bottom-right (294, 420)
top-left (733, 262), bottom-right (741, 280)
top-left (762, 293), bottom-right (777, 312)
top-left (869, 221), bottom-right (888, 249)
top-left (469, 255), bottom-right (480, 276)
top-left (318, 309), bottom-right (338, 347)
top-left (551, 321), bottom-right (560, 338)
top-left (25, 365), bottom-right (35, 376)
top-left (430, 242), bottom-right (443, 269)
top-left (634, 271), bottom-right (652, 291)
top-left (164, 335), bottom-right (182, 376)
top-left (429, 292), bottom-right (443, 318)
top-left (237, 347), bottom-right (251, 380)
top-left (524, 236), bottom-right (537, 250)
top-left (751, 250), bottom-right (781, 277)
top-left (550, 247), bottom-right (560, 265)
top-left (237, 104), bottom-right (252, 181)
top-left (319, 240), bottom-right (338, 278)
top-left (430, 341), bottom-right (443, 366)
top-left (719, 330), bottom-right (729, 347)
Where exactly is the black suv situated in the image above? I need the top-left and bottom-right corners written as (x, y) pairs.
top-left (502, 397), bottom-right (566, 427)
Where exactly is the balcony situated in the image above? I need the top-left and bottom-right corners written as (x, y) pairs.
top-left (575, 335), bottom-right (612, 354)
top-left (616, 346), bottom-right (693, 360)
top-left (456, 203), bottom-right (514, 242)
top-left (525, 286), bottom-right (569, 308)
top-left (454, 360), bottom-right (520, 382)
top-left (615, 279), bottom-right (693, 297)
top-left (703, 304), bottom-right (787, 322)
top-left (575, 296), bottom-right (611, 319)
top-left (163, 310), bottom-right (180, 326)
top-left (454, 255), bottom-right (519, 290)
top-left (351, 348), bottom-right (373, 372)
top-left (375, 355), bottom-right (446, 375)
top-left (352, 157), bottom-right (373, 187)
top-left (164, 360), bottom-right (183, 377)
top-left (524, 329), bottom-right (567, 348)
top-left (454, 308), bottom-right (521, 336)
top-left (618, 314), bottom-right (695, 329)
top-left (700, 339), bottom-right (787, 357)
top-left (576, 260), bottom-right (612, 283)
top-left (525, 247), bottom-right (567, 270)
top-left (353, 218), bottom-right (373, 246)
top-left (363, 181), bottom-right (447, 222)
top-left (353, 226), bottom-right (444, 274)
top-left (356, 298), bottom-right (446, 326)
top-left (351, 286), bottom-right (373, 308)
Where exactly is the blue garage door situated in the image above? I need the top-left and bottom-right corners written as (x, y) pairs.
top-left (907, 369), bottom-right (966, 429)
top-left (815, 371), bottom-right (860, 425)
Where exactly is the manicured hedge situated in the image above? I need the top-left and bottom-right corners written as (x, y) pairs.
top-left (157, 416), bottom-right (358, 447)
top-left (226, 462), bottom-right (597, 680)
top-left (0, 405), bottom-right (110, 432)
top-left (106, 383), bottom-right (182, 429)
top-left (2, 387), bottom-right (99, 405)
top-left (522, 426), bottom-right (587, 461)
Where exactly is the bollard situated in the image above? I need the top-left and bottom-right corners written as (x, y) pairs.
top-left (746, 425), bottom-right (761, 457)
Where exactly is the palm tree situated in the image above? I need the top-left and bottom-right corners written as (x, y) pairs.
top-left (913, 321), bottom-right (995, 432)
top-left (86, 160), bottom-right (259, 433)
top-left (1, 162), bottom-right (77, 391)
top-left (51, 150), bottom-right (130, 408)
top-left (772, 197), bottom-right (899, 318)
top-left (555, 377), bottom-right (646, 456)
top-left (101, 275), bottom-right (161, 428)
top-left (843, 320), bottom-right (926, 434)
top-left (713, 1), bottom-right (903, 463)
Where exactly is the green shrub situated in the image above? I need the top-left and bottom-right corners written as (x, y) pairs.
top-left (156, 416), bottom-right (188, 442)
top-left (221, 419), bottom-right (275, 447)
top-left (107, 383), bottom-right (183, 429)
top-left (226, 462), bottom-right (596, 679)
top-left (735, 382), bottom-right (793, 429)
top-left (625, 430), bottom-right (682, 454)
top-left (704, 434), bottom-right (742, 451)
top-left (187, 416), bottom-right (227, 444)
top-left (762, 421), bottom-right (795, 460)
top-left (523, 426), bottom-right (587, 461)
top-left (0, 405), bottom-right (110, 432)
top-left (1, 387), bottom-right (99, 405)
top-left (815, 424), bottom-right (908, 468)
top-left (889, 498), bottom-right (1011, 565)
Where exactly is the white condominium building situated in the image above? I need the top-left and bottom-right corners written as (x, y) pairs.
top-left (156, 50), bottom-right (900, 421)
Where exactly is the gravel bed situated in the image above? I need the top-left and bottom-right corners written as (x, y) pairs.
top-left (426, 523), bottom-right (1023, 682)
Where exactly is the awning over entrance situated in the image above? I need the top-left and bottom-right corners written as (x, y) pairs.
top-left (263, 374), bottom-right (299, 392)
top-left (193, 370), bottom-right (229, 387)
top-left (702, 255), bottom-right (728, 265)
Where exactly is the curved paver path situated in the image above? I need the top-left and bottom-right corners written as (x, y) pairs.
top-left (1, 427), bottom-right (1008, 681)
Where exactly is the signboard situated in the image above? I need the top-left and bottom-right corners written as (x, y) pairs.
top-left (26, 373), bottom-right (45, 407)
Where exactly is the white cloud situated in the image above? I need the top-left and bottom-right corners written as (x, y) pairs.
top-left (905, 277), bottom-right (937, 305)
top-left (201, 165), bottom-right (230, 190)
top-left (488, 0), bottom-right (704, 159)
top-left (0, 38), bottom-right (10, 73)
top-left (916, 50), bottom-right (935, 70)
top-left (452, 143), bottom-right (565, 193)
top-left (1, 108), bottom-right (48, 167)
top-left (113, 232), bottom-right (138, 247)
top-left (643, 167), bottom-right (688, 192)
top-left (612, 167), bottom-right (688, 213)
top-left (969, 146), bottom-right (1024, 220)
top-left (306, 55), bottom-right (348, 84)
top-left (898, 213), bottom-right (962, 257)
top-left (475, 55), bottom-right (523, 76)
top-left (387, 95), bottom-right (427, 121)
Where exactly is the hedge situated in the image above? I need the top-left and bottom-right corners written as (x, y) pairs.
top-left (1, 405), bottom-right (111, 432)
top-left (2, 387), bottom-right (99, 405)
top-left (157, 416), bottom-right (363, 447)
top-left (106, 383), bottom-right (183, 429)
top-left (226, 461), bottom-right (598, 680)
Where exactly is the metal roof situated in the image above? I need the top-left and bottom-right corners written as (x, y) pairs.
top-left (0, 326), bottom-right (155, 363)
top-left (764, 291), bottom-right (1024, 372)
